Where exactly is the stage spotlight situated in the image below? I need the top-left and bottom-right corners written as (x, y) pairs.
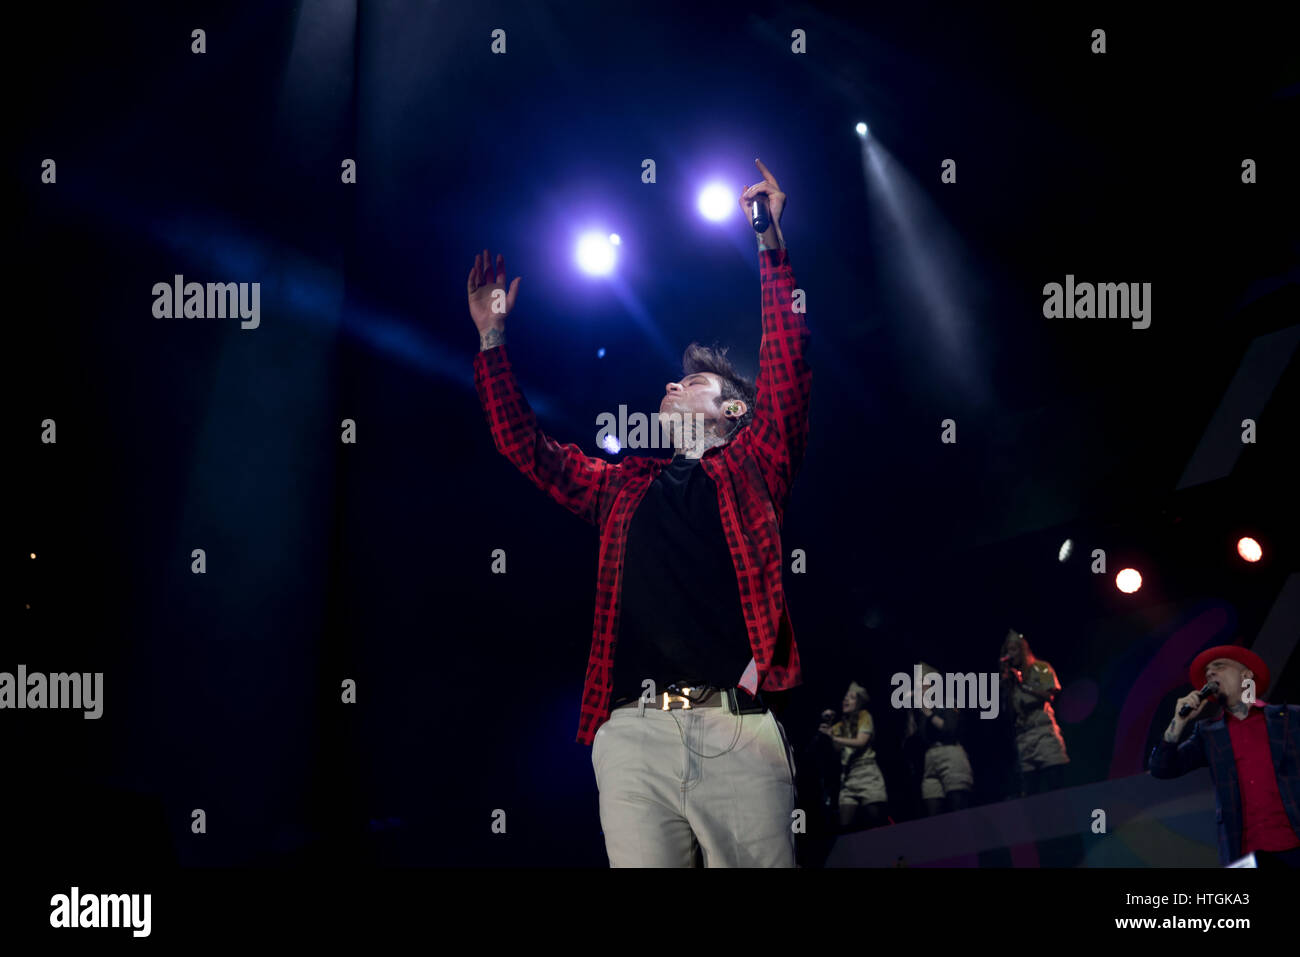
top-left (608, 233), bottom-right (621, 246)
top-left (1058, 539), bottom-right (1073, 562)
top-left (1237, 537), bottom-right (1262, 562)
top-left (597, 347), bottom-right (606, 358)
top-left (698, 183), bottom-right (733, 221)
top-left (1116, 568), bottom-right (1142, 594)
top-left (576, 232), bottom-right (616, 276)
top-left (855, 122), bottom-right (868, 137)
top-left (601, 434), bottom-right (621, 454)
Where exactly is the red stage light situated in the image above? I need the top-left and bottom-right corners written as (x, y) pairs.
top-left (1237, 537), bottom-right (1262, 562)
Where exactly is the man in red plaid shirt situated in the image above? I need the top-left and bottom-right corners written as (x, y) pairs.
top-left (468, 159), bottom-right (810, 866)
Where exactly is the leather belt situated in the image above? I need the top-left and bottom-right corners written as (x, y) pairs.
top-left (612, 686), bottom-right (766, 714)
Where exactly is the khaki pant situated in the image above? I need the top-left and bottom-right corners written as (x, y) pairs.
top-left (921, 743), bottom-right (974, 800)
top-left (1016, 718), bottom-right (1069, 773)
top-left (592, 700), bottom-right (797, 867)
top-left (839, 757), bottom-right (888, 806)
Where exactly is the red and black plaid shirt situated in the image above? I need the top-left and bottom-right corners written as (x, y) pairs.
top-left (474, 247), bottom-right (810, 745)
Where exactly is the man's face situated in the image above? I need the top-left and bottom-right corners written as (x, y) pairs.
top-left (661, 371), bottom-right (732, 440)
top-left (1203, 658), bottom-right (1251, 704)
top-left (662, 371), bottom-right (723, 418)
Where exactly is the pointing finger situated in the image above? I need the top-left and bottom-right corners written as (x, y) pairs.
top-left (755, 158), bottom-right (780, 188)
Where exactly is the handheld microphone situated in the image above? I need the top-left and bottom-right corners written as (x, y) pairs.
top-left (751, 195), bottom-right (770, 233)
top-left (1179, 681), bottom-right (1220, 717)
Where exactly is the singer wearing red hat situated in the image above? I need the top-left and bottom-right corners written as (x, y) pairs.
top-left (1148, 644), bottom-right (1300, 867)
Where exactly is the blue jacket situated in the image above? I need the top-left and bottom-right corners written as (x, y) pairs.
top-left (1148, 702), bottom-right (1300, 865)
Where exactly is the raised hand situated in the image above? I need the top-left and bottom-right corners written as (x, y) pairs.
top-left (467, 249), bottom-right (521, 336)
top-left (738, 157), bottom-right (786, 225)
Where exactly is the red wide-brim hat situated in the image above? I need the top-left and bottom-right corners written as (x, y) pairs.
top-left (1189, 645), bottom-right (1270, 697)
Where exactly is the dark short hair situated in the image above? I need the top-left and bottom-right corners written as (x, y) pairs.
top-left (681, 341), bottom-right (757, 438)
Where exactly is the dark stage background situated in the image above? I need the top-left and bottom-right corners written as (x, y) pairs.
top-left (9, 0), bottom-right (1297, 868)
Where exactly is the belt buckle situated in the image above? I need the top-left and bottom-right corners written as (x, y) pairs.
top-left (662, 685), bottom-right (696, 710)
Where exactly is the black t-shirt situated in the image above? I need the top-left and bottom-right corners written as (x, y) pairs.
top-left (610, 453), bottom-right (754, 706)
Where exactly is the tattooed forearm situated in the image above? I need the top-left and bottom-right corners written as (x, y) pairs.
top-left (480, 327), bottom-right (505, 351)
top-left (757, 221), bottom-right (786, 251)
